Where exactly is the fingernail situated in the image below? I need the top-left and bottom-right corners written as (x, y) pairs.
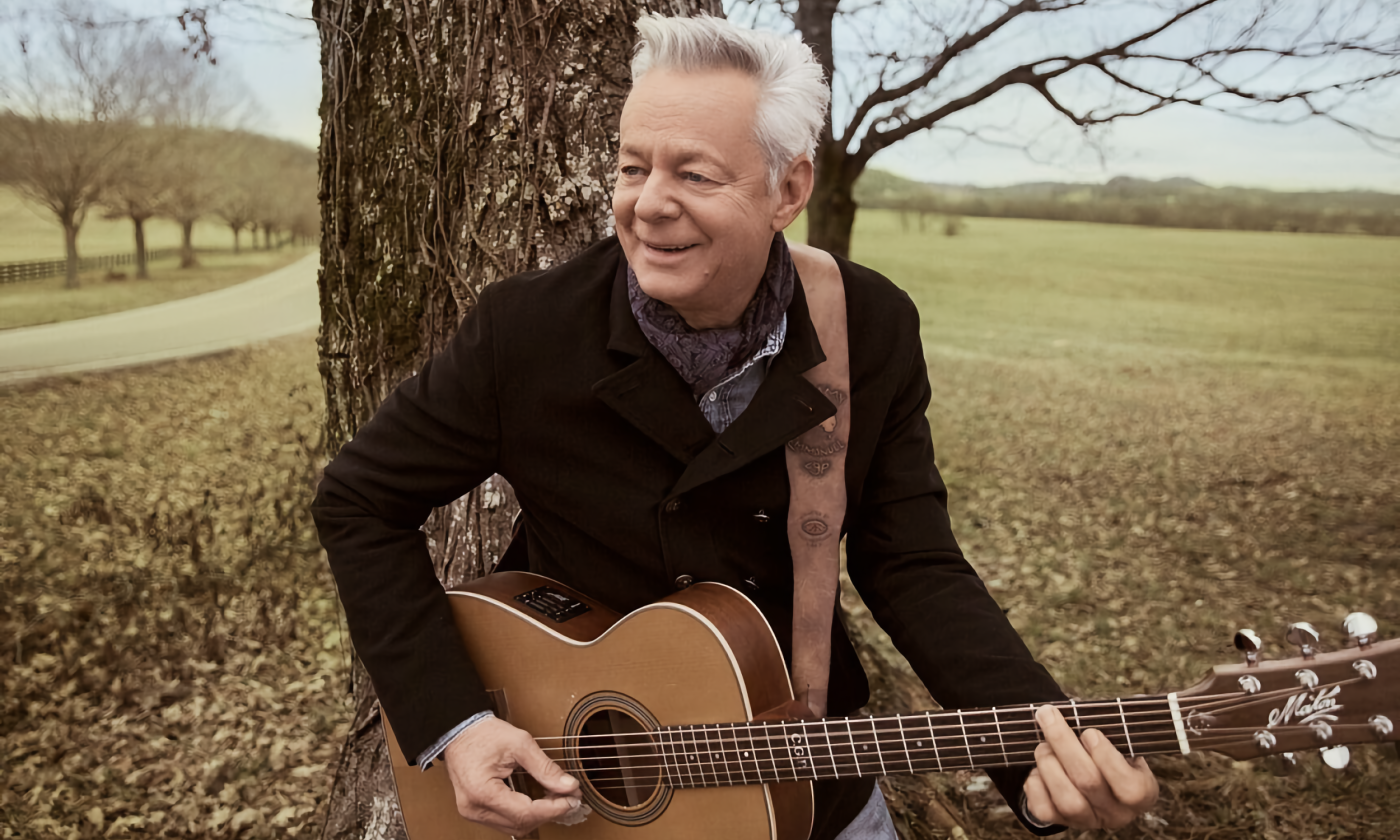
top-left (1083, 728), bottom-right (1101, 747)
top-left (561, 774), bottom-right (576, 786)
top-left (567, 797), bottom-right (581, 809)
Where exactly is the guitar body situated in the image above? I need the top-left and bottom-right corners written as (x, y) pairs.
top-left (383, 572), bottom-right (814, 840)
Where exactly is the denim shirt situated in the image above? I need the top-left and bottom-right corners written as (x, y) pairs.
top-left (417, 315), bottom-right (788, 769)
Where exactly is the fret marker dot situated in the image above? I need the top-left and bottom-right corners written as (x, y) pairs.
top-left (743, 752), bottom-right (750, 758)
top-left (916, 741), bottom-right (923, 747)
top-left (980, 736), bottom-right (987, 743)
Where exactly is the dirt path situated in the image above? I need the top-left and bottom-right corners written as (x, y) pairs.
top-left (0, 254), bottom-right (318, 384)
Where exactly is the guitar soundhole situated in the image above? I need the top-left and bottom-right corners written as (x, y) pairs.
top-left (565, 693), bottom-right (672, 826)
top-left (579, 709), bottom-right (661, 808)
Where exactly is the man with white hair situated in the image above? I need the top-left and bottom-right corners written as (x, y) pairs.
top-left (314, 13), bottom-right (1159, 839)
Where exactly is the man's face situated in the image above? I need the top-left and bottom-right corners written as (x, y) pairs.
top-left (613, 67), bottom-right (810, 330)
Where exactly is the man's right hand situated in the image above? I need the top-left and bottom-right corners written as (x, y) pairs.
top-left (442, 716), bottom-right (585, 836)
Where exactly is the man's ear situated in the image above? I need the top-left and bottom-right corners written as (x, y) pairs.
top-left (771, 156), bottom-right (815, 232)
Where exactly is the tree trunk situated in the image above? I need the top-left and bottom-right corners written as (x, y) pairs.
top-left (180, 219), bottom-right (199, 268)
top-left (313, 1), bottom-right (719, 837)
top-left (793, 0), bottom-right (862, 260)
top-left (133, 216), bottom-right (149, 279)
top-left (231, 225), bottom-right (241, 255)
top-left (264, 224), bottom-right (273, 250)
top-left (806, 143), bottom-right (861, 259)
top-left (63, 218), bottom-right (80, 289)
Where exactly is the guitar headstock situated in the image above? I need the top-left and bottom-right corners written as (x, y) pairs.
top-left (1175, 614), bottom-right (1397, 766)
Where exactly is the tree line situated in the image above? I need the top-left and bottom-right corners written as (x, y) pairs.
top-left (856, 170), bottom-right (1400, 237)
top-left (0, 4), bottom-right (316, 287)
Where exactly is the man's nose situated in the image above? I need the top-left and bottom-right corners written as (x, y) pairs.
top-left (633, 172), bottom-right (681, 221)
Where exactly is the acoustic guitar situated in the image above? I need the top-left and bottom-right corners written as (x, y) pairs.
top-left (383, 572), bottom-right (1399, 840)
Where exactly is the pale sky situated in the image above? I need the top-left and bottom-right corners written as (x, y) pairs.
top-left (27, 0), bottom-right (1399, 194)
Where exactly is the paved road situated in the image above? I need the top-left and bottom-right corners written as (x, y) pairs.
top-left (0, 254), bottom-right (319, 385)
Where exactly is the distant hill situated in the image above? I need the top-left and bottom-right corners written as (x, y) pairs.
top-left (854, 171), bottom-right (1400, 236)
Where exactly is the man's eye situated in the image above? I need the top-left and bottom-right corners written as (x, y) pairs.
top-left (684, 172), bottom-right (707, 183)
top-left (621, 166), bottom-right (645, 177)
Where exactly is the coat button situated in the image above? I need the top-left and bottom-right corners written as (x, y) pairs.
top-left (674, 574), bottom-right (694, 590)
top-left (665, 498), bottom-right (683, 513)
top-left (744, 576), bottom-right (760, 591)
top-left (753, 509), bottom-right (770, 523)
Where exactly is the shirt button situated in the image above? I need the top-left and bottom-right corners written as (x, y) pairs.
top-left (708, 391), bottom-right (718, 402)
top-left (665, 498), bottom-right (683, 513)
top-left (674, 574), bottom-right (694, 589)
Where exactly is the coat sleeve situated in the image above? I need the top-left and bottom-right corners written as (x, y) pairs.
top-left (311, 285), bottom-right (505, 764)
top-left (844, 297), bottom-right (1066, 836)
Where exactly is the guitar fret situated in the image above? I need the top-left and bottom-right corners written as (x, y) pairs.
top-left (656, 726), bottom-right (675, 787)
top-left (721, 723), bottom-right (739, 786)
top-left (894, 714), bottom-right (912, 775)
top-left (956, 709), bottom-right (974, 769)
top-left (682, 725), bottom-right (701, 788)
top-left (1117, 698), bottom-right (1135, 757)
top-left (991, 707), bottom-right (1009, 766)
top-left (922, 711), bottom-right (943, 773)
top-left (868, 717), bottom-right (887, 775)
top-left (703, 724), bottom-right (722, 786)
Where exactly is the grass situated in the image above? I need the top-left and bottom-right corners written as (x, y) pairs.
top-left (819, 213), bottom-right (1400, 839)
top-left (0, 187), bottom-right (232, 263)
top-left (0, 247), bottom-right (315, 330)
top-left (2, 213), bottom-right (1397, 838)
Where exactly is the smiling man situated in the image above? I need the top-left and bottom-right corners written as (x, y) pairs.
top-left (313, 13), bottom-right (1158, 840)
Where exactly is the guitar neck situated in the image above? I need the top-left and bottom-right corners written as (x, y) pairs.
top-left (653, 695), bottom-right (1185, 788)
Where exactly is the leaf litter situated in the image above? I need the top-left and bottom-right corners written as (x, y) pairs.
top-left (4, 329), bottom-right (1399, 839)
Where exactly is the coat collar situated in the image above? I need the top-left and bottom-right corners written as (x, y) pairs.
top-left (592, 252), bottom-right (837, 494)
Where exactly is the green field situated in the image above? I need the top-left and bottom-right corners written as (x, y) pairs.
top-left (2, 215), bottom-right (1397, 838)
top-left (0, 186), bottom-right (232, 263)
top-left (0, 247), bottom-right (315, 330)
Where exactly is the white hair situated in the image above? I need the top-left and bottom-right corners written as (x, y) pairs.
top-left (631, 13), bottom-right (830, 190)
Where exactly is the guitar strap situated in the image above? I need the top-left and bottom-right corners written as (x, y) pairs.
top-left (784, 248), bottom-right (850, 720)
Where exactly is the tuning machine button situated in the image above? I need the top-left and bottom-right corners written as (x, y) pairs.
top-left (1370, 715), bottom-right (1394, 740)
top-left (1344, 612), bottom-right (1378, 650)
top-left (1234, 629), bottom-right (1262, 667)
top-left (1286, 622), bottom-right (1320, 659)
top-left (1320, 745), bottom-right (1351, 770)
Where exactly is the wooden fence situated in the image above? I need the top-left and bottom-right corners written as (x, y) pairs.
top-left (0, 248), bottom-right (215, 284)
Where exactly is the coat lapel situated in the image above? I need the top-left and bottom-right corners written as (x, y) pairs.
top-left (672, 276), bottom-right (836, 497)
top-left (593, 258), bottom-right (839, 492)
top-left (592, 263), bottom-right (716, 465)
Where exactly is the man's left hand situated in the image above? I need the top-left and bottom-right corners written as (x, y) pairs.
top-left (1024, 704), bottom-right (1159, 830)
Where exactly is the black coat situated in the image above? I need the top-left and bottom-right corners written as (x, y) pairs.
top-left (312, 236), bottom-right (1064, 837)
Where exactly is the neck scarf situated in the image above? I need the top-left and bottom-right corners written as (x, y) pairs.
top-left (628, 233), bottom-right (795, 397)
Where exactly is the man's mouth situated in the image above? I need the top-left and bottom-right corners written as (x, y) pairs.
top-left (647, 243), bottom-right (696, 253)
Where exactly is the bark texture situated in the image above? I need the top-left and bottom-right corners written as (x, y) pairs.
top-left (313, 1), bottom-right (719, 837)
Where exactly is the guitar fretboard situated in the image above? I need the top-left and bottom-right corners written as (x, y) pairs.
top-left (650, 697), bottom-right (1180, 788)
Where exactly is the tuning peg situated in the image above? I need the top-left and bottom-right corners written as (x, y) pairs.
top-left (1320, 745), bottom-right (1350, 771)
top-left (1286, 622), bottom-right (1320, 659)
top-left (1234, 628), bottom-right (1262, 667)
top-left (1271, 752), bottom-right (1298, 776)
top-left (1344, 612), bottom-right (1378, 650)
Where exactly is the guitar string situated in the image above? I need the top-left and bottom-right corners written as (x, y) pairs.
top-left (527, 678), bottom-right (1347, 751)
top-left (569, 725), bottom-right (1374, 791)
top-left (527, 723), bottom-right (1368, 783)
top-left (525, 679), bottom-right (1349, 746)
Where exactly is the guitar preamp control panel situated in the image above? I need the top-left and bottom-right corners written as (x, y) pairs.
top-left (515, 586), bottom-right (591, 622)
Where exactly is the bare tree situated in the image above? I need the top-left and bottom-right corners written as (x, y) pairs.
top-left (726, 0), bottom-right (1400, 257)
top-left (0, 2), bottom-right (175, 286)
